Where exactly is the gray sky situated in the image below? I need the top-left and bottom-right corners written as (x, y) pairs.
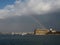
top-left (0, 0), bottom-right (60, 32)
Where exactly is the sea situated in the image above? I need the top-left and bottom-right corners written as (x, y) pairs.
top-left (0, 34), bottom-right (60, 45)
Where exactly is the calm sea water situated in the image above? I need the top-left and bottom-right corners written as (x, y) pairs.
top-left (0, 35), bottom-right (60, 45)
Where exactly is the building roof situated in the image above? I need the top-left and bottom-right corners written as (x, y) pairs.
top-left (35, 29), bottom-right (49, 31)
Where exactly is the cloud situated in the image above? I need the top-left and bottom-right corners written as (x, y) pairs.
top-left (0, 0), bottom-right (60, 19)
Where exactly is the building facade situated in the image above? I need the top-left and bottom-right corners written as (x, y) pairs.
top-left (34, 29), bottom-right (49, 35)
